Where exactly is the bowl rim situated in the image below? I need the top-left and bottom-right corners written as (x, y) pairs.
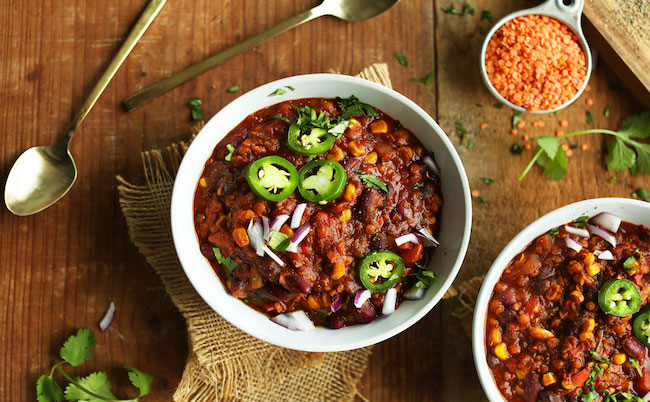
top-left (472, 197), bottom-right (650, 401)
top-left (171, 73), bottom-right (472, 351)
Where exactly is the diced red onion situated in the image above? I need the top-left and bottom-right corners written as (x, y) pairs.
top-left (564, 225), bottom-right (590, 238)
top-left (262, 216), bottom-right (270, 241)
top-left (597, 250), bottom-right (615, 261)
top-left (565, 237), bottom-right (583, 253)
top-left (291, 203), bottom-right (307, 229)
top-left (403, 286), bottom-right (426, 300)
top-left (415, 227), bottom-right (440, 247)
top-left (286, 222), bottom-right (310, 254)
top-left (331, 293), bottom-right (344, 313)
top-left (354, 289), bottom-right (371, 308)
top-left (382, 288), bottom-right (397, 315)
top-left (99, 301), bottom-right (116, 332)
top-left (270, 214), bottom-right (290, 232)
top-left (422, 155), bottom-right (440, 176)
top-left (591, 212), bottom-right (622, 234)
top-left (271, 311), bottom-right (315, 331)
top-left (587, 224), bottom-right (617, 247)
top-left (263, 245), bottom-right (284, 266)
top-left (643, 391), bottom-right (650, 402)
top-left (247, 220), bottom-right (264, 256)
top-left (395, 233), bottom-right (420, 247)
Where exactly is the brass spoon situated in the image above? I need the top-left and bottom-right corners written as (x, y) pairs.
top-left (122, 0), bottom-right (401, 111)
top-left (4, 0), bottom-right (167, 216)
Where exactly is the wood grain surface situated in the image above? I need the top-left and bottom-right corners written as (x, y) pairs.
top-left (1, 0), bottom-right (648, 401)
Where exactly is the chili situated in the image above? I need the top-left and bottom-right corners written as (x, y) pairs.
top-left (634, 306), bottom-right (650, 347)
top-left (358, 251), bottom-right (405, 292)
top-left (297, 159), bottom-right (347, 203)
top-left (598, 278), bottom-right (641, 317)
top-left (245, 156), bottom-right (298, 202)
top-left (286, 122), bottom-right (336, 155)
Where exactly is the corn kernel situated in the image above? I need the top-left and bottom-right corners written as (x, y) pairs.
top-left (579, 332), bottom-right (595, 342)
top-left (253, 201), bottom-right (266, 216)
top-left (489, 328), bottom-right (502, 346)
top-left (586, 301), bottom-right (596, 311)
top-left (586, 263), bottom-right (601, 276)
top-left (562, 380), bottom-right (575, 390)
top-left (584, 252), bottom-right (596, 265)
top-left (327, 146), bottom-right (344, 162)
top-left (331, 262), bottom-right (346, 280)
top-left (546, 284), bottom-right (561, 301)
top-left (280, 224), bottom-right (294, 238)
top-left (343, 184), bottom-right (357, 202)
top-left (613, 353), bottom-right (627, 365)
top-left (243, 209), bottom-right (255, 220)
top-left (516, 368), bottom-right (529, 380)
top-left (339, 209), bottom-right (352, 222)
top-left (348, 141), bottom-right (366, 157)
top-left (542, 373), bottom-right (557, 387)
top-left (199, 177), bottom-right (207, 187)
top-left (570, 290), bottom-right (584, 303)
top-left (364, 151), bottom-right (378, 163)
top-left (232, 227), bottom-right (249, 247)
top-left (583, 318), bottom-right (596, 333)
top-left (349, 118), bottom-right (360, 127)
top-left (529, 327), bottom-right (556, 340)
top-left (494, 343), bottom-right (509, 360)
top-left (370, 120), bottom-right (388, 134)
top-left (307, 295), bottom-right (320, 310)
top-left (429, 216), bottom-right (437, 225)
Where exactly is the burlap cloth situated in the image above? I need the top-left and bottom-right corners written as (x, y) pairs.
top-left (116, 63), bottom-right (484, 401)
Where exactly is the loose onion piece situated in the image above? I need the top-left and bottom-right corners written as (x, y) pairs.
top-left (286, 222), bottom-right (311, 253)
top-left (564, 225), bottom-right (590, 238)
top-left (403, 286), bottom-right (426, 300)
top-left (270, 214), bottom-right (290, 233)
top-left (271, 311), bottom-right (315, 331)
top-left (247, 220), bottom-right (265, 256)
top-left (382, 288), bottom-right (398, 315)
top-left (565, 237), bottom-right (583, 253)
top-left (331, 293), bottom-right (344, 313)
top-left (591, 212), bottom-right (622, 234)
top-left (587, 224), bottom-right (617, 247)
top-left (395, 233), bottom-right (420, 247)
top-left (291, 203), bottom-right (307, 229)
top-left (422, 155), bottom-right (440, 176)
top-left (354, 289), bottom-right (371, 308)
top-left (99, 301), bottom-right (116, 332)
top-left (262, 216), bottom-right (270, 241)
top-left (263, 245), bottom-right (285, 266)
top-left (597, 250), bottom-right (615, 261)
top-left (415, 227), bottom-right (440, 247)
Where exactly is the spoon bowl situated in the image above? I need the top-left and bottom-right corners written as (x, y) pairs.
top-left (5, 143), bottom-right (77, 216)
top-left (325, 0), bottom-right (400, 22)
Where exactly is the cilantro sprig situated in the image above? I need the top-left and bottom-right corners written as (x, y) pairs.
top-left (213, 247), bottom-right (238, 272)
top-left (37, 328), bottom-right (153, 402)
top-left (413, 263), bottom-right (437, 288)
top-left (355, 169), bottom-right (388, 192)
top-left (519, 112), bottom-right (650, 181)
top-left (187, 97), bottom-right (202, 121)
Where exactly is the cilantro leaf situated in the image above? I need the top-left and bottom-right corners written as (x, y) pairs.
top-left (394, 52), bottom-right (408, 66)
top-left (461, 2), bottom-right (475, 15)
top-left (633, 143), bottom-right (650, 175)
top-left (482, 177), bottom-right (494, 185)
top-left (441, 4), bottom-right (461, 14)
top-left (410, 73), bottom-right (435, 84)
top-left (477, 196), bottom-right (488, 203)
top-left (124, 365), bottom-right (153, 398)
top-left (37, 375), bottom-right (64, 402)
top-left (493, 102), bottom-right (504, 109)
top-left (547, 227), bottom-right (560, 237)
top-left (537, 136), bottom-right (560, 160)
top-left (586, 110), bottom-right (594, 125)
top-left (328, 120), bottom-right (351, 138)
top-left (269, 88), bottom-right (286, 96)
top-left (542, 147), bottom-right (568, 181)
top-left (619, 112), bottom-right (650, 139)
top-left (225, 144), bottom-right (235, 161)
top-left (225, 86), bottom-right (240, 93)
top-left (512, 110), bottom-right (522, 129)
top-left (413, 182), bottom-right (425, 189)
top-left (336, 96), bottom-right (378, 120)
top-left (64, 372), bottom-right (116, 402)
top-left (414, 264), bottom-right (437, 288)
top-left (273, 113), bottom-right (291, 124)
top-left (632, 188), bottom-right (650, 202)
top-left (187, 97), bottom-right (202, 121)
top-left (481, 10), bottom-right (493, 22)
top-left (213, 247), bottom-right (238, 272)
top-left (604, 106), bottom-right (610, 118)
top-left (60, 328), bottom-right (95, 367)
top-left (286, 86), bottom-right (295, 91)
top-left (606, 137), bottom-right (636, 171)
top-left (510, 143), bottom-right (523, 155)
top-left (355, 169), bottom-right (388, 192)
top-left (467, 139), bottom-right (475, 150)
top-left (268, 230), bottom-right (291, 252)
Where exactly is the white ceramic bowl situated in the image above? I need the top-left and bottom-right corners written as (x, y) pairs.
top-left (171, 73), bottom-right (472, 352)
top-left (473, 197), bottom-right (650, 401)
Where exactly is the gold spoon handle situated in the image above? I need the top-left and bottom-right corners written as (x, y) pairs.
top-left (122, 3), bottom-right (329, 112)
top-left (64, 0), bottom-right (167, 144)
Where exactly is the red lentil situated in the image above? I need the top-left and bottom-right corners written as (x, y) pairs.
top-left (511, 129), bottom-right (519, 136)
top-left (560, 120), bottom-right (569, 127)
top-left (484, 15), bottom-right (587, 112)
top-left (471, 190), bottom-right (480, 198)
top-left (516, 120), bottom-right (526, 130)
top-left (580, 144), bottom-right (588, 151)
top-left (586, 98), bottom-right (594, 106)
top-left (480, 122), bottom-right (488, 130)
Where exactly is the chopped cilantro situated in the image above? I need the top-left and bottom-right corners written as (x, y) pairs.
top-left (467, 139), bottom-right (475, 150)
top-left (630, 357), bottom-right (643, 377)
top-left (273, 113), bottom-right (291, 124)
top-left (477, 196), bottom-right (488, 203)
top-left (512, 110), bottom-right (522, 129)
top-left (571, 215), bottom-right (589, 228)
top-left (510, 143), bottom-right (523, 155)
top-left (632, 188), bottom-right (650, 202)
top-left (414, 263), bottom-right (437, 288)
top-left (226, 86), bottom-right (240, 93)
top-left (547, 227), bottom-right (560, 237)
top-left (455, 121), bottom-right (468, 134)
top-left (481, 10), bottom-right (493, 22)
top-left (286, 86), bottom-right (295, 91)
top-left (482, 177), bottom-right (494, 185)
top-left (187, 97), bottom-right (202, 121)
top-left (587, 110), bottom-right (594, 125)
top-left (623, 256), bottom-right (637, 269)
top-left (461, 2), bottom-right (475, 15)
top-left (441, 4), bottom-right (461, 14)
top-left (225, 144), bottom-right (235, 161)
top-left (413, 182), bottom-right (425, 189)
top-left (604, 106), bottom-right (610, 118)
top-left (493, 102), bottom-right (504, 109)
top-left (410, 73), bottom-right (435, 84)
top-left (394, 52), bottom-right (408, 66)
top-left (355, 169), bottom-right (388, 193)
top-left (269, 88), bottom-right (286, 96)
top-left (336, 95), bottom-right (379, 120)
top-left (213, 247), bottom-right (238, 272)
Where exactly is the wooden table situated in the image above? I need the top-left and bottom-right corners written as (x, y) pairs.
top-left (1, 0), bottom-right (648, 400)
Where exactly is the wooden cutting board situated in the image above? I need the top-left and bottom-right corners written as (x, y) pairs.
top-left (584, 0), bottom-right (650, 108)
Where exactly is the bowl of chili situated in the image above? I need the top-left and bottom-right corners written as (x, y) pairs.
top-left (171, 73), bottom-right (472, 352)
top-left (473, 198), bottom-right (650, 401)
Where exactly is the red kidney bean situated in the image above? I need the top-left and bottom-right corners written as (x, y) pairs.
top-left (623, 336), bottom-right (646, 360)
